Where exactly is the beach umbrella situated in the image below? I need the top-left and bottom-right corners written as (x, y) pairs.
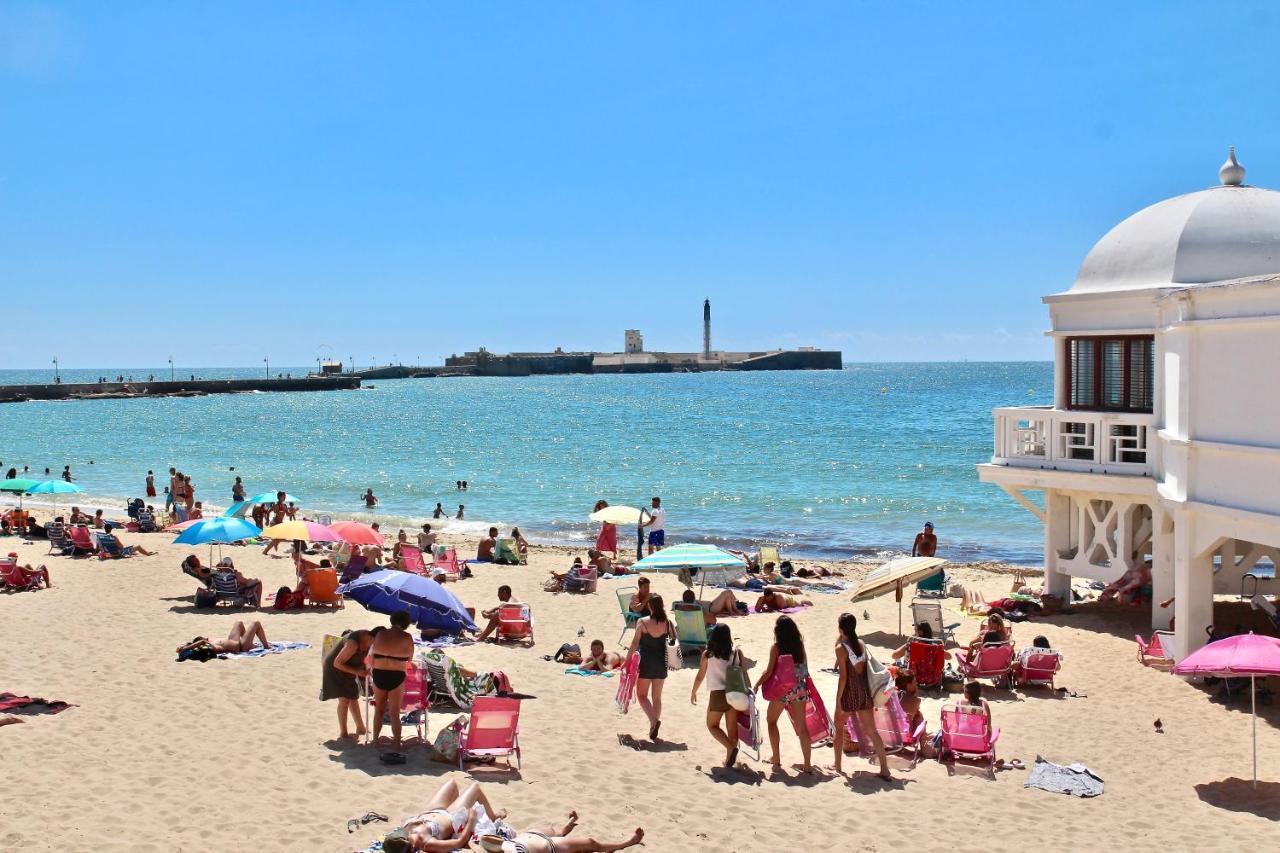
top-left (260, 519), bottom-right (341, 542)
top-left (166, 518), bottom-right (202, 532)
top-left (633, 543), bottom-right (750, 597)
top-left (222, 500), bottom-right (251, 519)
top-left (245, 491), bottom-right (299, 505)
top-left (337, 569), bottom-right (477, 634)
top-left (173, 515), bottom-right (263, 564)
top-left (25, 480), bottom-right (83, 495)
top-left (0, 478), bottom-right (40, 511)
top-left (1174, 632), bottom-right (1280, 788)
top-left (851, 556), bottom-right (949, 636)
top-left (328, 520), bottom-right (383, 546)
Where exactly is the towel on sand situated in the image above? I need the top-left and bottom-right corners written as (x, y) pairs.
top-left (0, 692), bottom-right (74, 714)
top-left (564, 666), bottom-right (615, 678)
top-left (224, 641), bottom-right (310, 659)
top-left (1024, 756), bottom-right (1105, 797)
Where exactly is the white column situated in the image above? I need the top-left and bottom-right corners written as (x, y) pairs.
top-left (1150, 507), bottom-right (1174, 630)
top-left (1172, 515), bottom-right (1212, 660)
top-left (1043, 491), bottom-right (1072, 599)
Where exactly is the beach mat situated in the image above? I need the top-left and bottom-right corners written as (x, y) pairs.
top-left (0, 692), bottom-right (74, 715)
top-left (1025, 756), bottom-right (1105, 797)
top-left (224, 641), bottom-right (311, 659)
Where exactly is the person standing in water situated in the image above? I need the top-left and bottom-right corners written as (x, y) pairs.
top-left (912, 521), bottom-right (937, 557)
top-left (145, 470), bottom-right (156, 498)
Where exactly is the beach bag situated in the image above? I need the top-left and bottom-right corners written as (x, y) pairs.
top-left (431, 714), bottom-right (468, 763)
top-left (760, 653), bottom-right (798, 702)
top-left (665, 625), bottom-right (682, 671)
top-left (866, 650), bottom-right (892, 707)
top-left (724, 651), bottom-right (751, 712)
top-left (194, 588), bottom-right (217, 609)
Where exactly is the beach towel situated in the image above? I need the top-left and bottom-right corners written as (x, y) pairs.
top-left (0, 693), bottom-right (73, 715)
top-left (415, 636), bottom-right (474, 650)
top-left (1024, 756), bottom-right (1105, 797)
top-left (564, 666), bottom-right (615, 678)
top-left (223, 641), bottom-right (311, 659)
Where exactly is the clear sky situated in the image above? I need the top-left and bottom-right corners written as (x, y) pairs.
top-left (3, 2), bottom-right (1278, 367)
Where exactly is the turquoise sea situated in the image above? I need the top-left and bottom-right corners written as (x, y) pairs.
top-left (0, 363), bottom-right (1052, 563)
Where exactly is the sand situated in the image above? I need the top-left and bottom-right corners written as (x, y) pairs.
top-left (1, 528), bottom-right (1277, 852)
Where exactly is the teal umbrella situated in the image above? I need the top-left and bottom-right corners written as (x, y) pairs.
top-left (175, 516), bottom-right (262, 564)
top-left (0, 478), bottom-right (39, 511)
top-left (26, 480), bottom-right (84, 495)
top-left (632, 543), bottom-right (749, 596)
top-left (246, 492), bottom-right (298, 504)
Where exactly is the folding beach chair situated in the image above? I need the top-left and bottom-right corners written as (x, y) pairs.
top-left (493, 538), bottom-right (522, 565)
top-left (956, 642), bottom-right (1015, 687)
top-left (804, 678), bottom-right (835, 746)
top-left (496, 603), bottom-right (534, 645)
top-left (422, 651), bottom-right (485, 710)
top-left (45, 521), bottom-right (74, 556)
top-left (910, 599), bottom-right (960, 644)
top-left (939, 703), bottom-right (1001, 778)
top-left (434, 547), bottom-right (463, 580)
top-left (758, 545), bottom-right (781, 570)
top-left (457, 696), bottom-right (521, 769)
top-left (211, 570), bottom-right (250, 607)
top-left (616, 587), bottom-right (641, 644)
top-left (67, 525), bottom-right (96, 556)
top-left (907, 637), bottom-right (947, 690)
top-left (135, 511), bottom-right (158, 533)
top-left (363, 658), bottom-right (429, 745)
top-left (305, 568), bottom-right (344, 608)
top-left (399, 545), bottom-right (428, 575)
top-left (95, 532), bottom-right (129, 559)
top-left (844, 690), bottom-right (928, 768)
top-left (735, 690), bottom-right (762, 762)
top-left (0, 560), bottom-right (46, 591)
top-left (915, 568), bottom-right (947, 597)
top-left (1015, 649), bottom-right (1062, 689)
top-left (673, 607), bottom-right (708, 655)
top-left (1136, 631), bottom-right (1176, 666)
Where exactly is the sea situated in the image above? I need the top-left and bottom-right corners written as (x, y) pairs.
top-left (0, 363), bottom-right (1052, 564)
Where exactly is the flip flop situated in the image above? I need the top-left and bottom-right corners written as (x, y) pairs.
top-left (361, 812), bottom-right (389, 825)
top-left (1007, 759), bottom-right (1026, 770)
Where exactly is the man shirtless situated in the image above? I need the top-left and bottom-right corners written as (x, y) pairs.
top-left (418, 523), bottom-right (437, 551)
top-left (477, 527), bottom-right (498, 562)
top-left (912, 521), bottom-right (937, 557)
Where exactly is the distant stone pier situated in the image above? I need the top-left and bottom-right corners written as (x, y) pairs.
top-left (0, 375), bottom-right (361, 404)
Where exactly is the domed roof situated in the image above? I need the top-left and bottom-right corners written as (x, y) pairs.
top-left (1071, 149), bottom-right (1280, 294)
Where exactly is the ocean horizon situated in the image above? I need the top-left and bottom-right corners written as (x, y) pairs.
top-left (0, 363), bottom-right (1052, 564)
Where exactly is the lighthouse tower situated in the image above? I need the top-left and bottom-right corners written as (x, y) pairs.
top-left (703, 299), bottom-right (712, 359)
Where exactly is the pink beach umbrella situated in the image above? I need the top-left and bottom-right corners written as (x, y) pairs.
top-left (258, 519), bottom-right (343, 543)
top-left (328, 520), bottom-right (383, 546)
top-left (1174, 632), bottom-right (1280, 788)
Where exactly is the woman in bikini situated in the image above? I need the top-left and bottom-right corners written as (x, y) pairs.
top-left (370, 609), bottom-right (416, 749)
top-left (177, 621), bottom-right (270, 655)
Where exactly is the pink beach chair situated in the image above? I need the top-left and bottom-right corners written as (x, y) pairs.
top-left (363, 659), bottom-right (430, 745)
top-left (496, 603), bottom-right (534, 645)
top-left (1136, 631), bottom-right (1176, 666)
top-left (434, 547), bottom-right (462, 579)
top-left (803, 677), bottom-right (834, 746)
top-left (956, 642), bottom-right (1015, 687)
top-left (842, 691), bottom-right (928, 768)
top-left (457, 696), bottom-right (521, 769)
top-left (1015, 649), bottom-right (1062, 689)
top-left (908, 638), bottom-right (947, 690)
top-left (400, 545), bottom-right (427, 575)
top-left (67, 525), bottom-right (97, 556)
top-left (0, 560), bottom-right (47, 591)
top-left (939, 703), bottom-right (1001, 777)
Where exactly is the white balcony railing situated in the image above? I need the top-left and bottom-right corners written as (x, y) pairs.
top-left (992, 406), bottom-right (1156, 477)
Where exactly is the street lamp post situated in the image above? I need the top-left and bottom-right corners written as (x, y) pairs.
top-left (52, 357), bottom-right (60, 383)
top-left (168, 357), bottom-right (174, 381)
top-left (264, 357), bottom-right (269, 379)
top-left (349, 355), bottom-right (354, 375)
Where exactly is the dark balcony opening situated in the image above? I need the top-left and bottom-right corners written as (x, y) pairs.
top-left (1066, 336), bottom-right (1154, 413)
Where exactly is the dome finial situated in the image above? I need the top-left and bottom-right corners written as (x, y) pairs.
top-left (1220, 146), bottom-right (1245, 186)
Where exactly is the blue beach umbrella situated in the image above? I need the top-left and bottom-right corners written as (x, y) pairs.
top-left (338, 569), bottom-right (477, 634)
top-left (245, 492), bottom-right (298, 505)
top-left (26, 480), bottom-right (84, 494)
top-left (174, 515), bottom-right (262, 564)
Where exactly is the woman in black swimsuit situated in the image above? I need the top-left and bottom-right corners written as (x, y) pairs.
top-left (626, 594), bottom-right (673, 740)
top-left (370, 609), bottom-right (416, 749)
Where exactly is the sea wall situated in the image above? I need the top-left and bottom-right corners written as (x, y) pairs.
top-left (0, 376), bottom-right (360, 403)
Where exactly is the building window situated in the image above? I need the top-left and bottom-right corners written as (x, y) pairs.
top-left (1066, 336), bottom-right (1154, 412)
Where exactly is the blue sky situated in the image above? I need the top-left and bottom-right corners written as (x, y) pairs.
top-left (2, 2), bottom-right (1278, 367)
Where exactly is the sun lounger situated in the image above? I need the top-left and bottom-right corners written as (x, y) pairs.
top-left (493, 538), bottom-right (522, 565)
top-left (67, 525), bottom-right (96, 556)
top-left (939, 703), bottom-right (1001, 777)
top-left (457, 696), bottom-right (521, 769)
top-left (956, 642), bottom-right (1015, 687)
top-left (1136, 630), bottom-right (1176, 666)
top-left (616, 587), bottom-right (642, 644)
top-left (496, 603), bottom-right (534, 644)
top-left (1016, 649), bottom-right (1062, 689)
top-left (908, 637), bottom-right (947, 690)
top-left (305, 568), bottom-right (343, 608)
top-left (211, 570), bottom-right (250, 607)
top-left (910, 599), bottom-right (960, 644)
top-left (673, 607), bottom-right (708, 655)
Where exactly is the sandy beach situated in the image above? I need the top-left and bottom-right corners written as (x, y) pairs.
top-left (1, 527), bottom-right (1277, 853)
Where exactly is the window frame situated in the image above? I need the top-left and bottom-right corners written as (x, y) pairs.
top-left (1064, 335), bottom-right (1154, 413)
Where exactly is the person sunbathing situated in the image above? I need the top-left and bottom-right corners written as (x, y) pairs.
top-left (6, 561), bottom-right (51, 588)
top-left (104, 532), bottom-right (156, 557)
top-left (579, 639), bottom-right (623, 672)
top-left (177, 621), bottom-right (271, 655)
top-left (475, 585), bottom-right (516, 642)
top-left (754, 589), bottom-right (811, 613)
top-left (674, 588), bottom-right (740, 625)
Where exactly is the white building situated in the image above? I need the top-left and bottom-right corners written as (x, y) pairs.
top-left (625, 330), bottom-right (644, 354)
top-left (978, 149), bottom-right (1280, 660)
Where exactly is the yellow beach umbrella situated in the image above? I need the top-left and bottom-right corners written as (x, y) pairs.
top-left (852, 556), bottom-right (948, 636)
top-left (259, 520), bottom-right (342, 542)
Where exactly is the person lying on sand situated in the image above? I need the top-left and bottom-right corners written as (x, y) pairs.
top-left (674, 588), bottom-right (740, 625)
top-left (754, 589), bottom-right (811, 613)
top-left (177, 621), bottom-right (271, 656)
top-left (579, 640), bottom-right (624, 672)
top-left (380, 779), bottom-right (645, 853)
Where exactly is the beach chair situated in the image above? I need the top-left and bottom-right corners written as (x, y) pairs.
top-left (939, 703), bottom-right (1001, 777)
top-left (758, 545), bottom-right (781, 570)
top-left (422, 652), bottom-right (479, 710)
top-left (908, 637), bottom-right (947, 690)
top-left (400, 545), bottom-right (427, 575)
top-left (67, 525), bottom-right (96, 556)
top-left (956, 642), bottom-right (1015, 687)
top-left (211, 570), bottom-right (250, 607)
top-left (915, 568), bottom-right (947, 598)
top-left (135, 511), bottom-right (158, 533)
top-left (434, 547), bottom-right (463, 579)
top-left (804, 678), bottom-right (835, 746)
top-left (493, 538), bottom-right (522, 565)
top-left (846, 690), bottom-right (927, 768)
top-left (183, 561), bottom-right (213, 589)
top-left (496, 603), bottom-right (534, 645)
top-left (1015, 649), bottom-right (1062, 689)
top-left (45, 522), bottom-right (74, 556)
top-left (401, 660), bottom-right (429, 743)
top-left (339, 554), bottom-right (367, 584)
top-left (0, 560), bottom-right (45, 592)
top-left (95, 532), bottom-right (129, 559)
top-left (457, 696), bottom-right (521, 769)
top-left (673, 607), bottom-right (708, 655)
top-left (910, 599), bottom-right (960, 645)
top-left (305, 568), bottom-right (343, 608)
top-left (735, 690), bottom-right (762, 762)
top-left (1136, 631), bottom-right (1176, 666)
top-left (616, 587), bottom-right (641, 644)
top-left (563, 564), bottom-right (598, 593)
